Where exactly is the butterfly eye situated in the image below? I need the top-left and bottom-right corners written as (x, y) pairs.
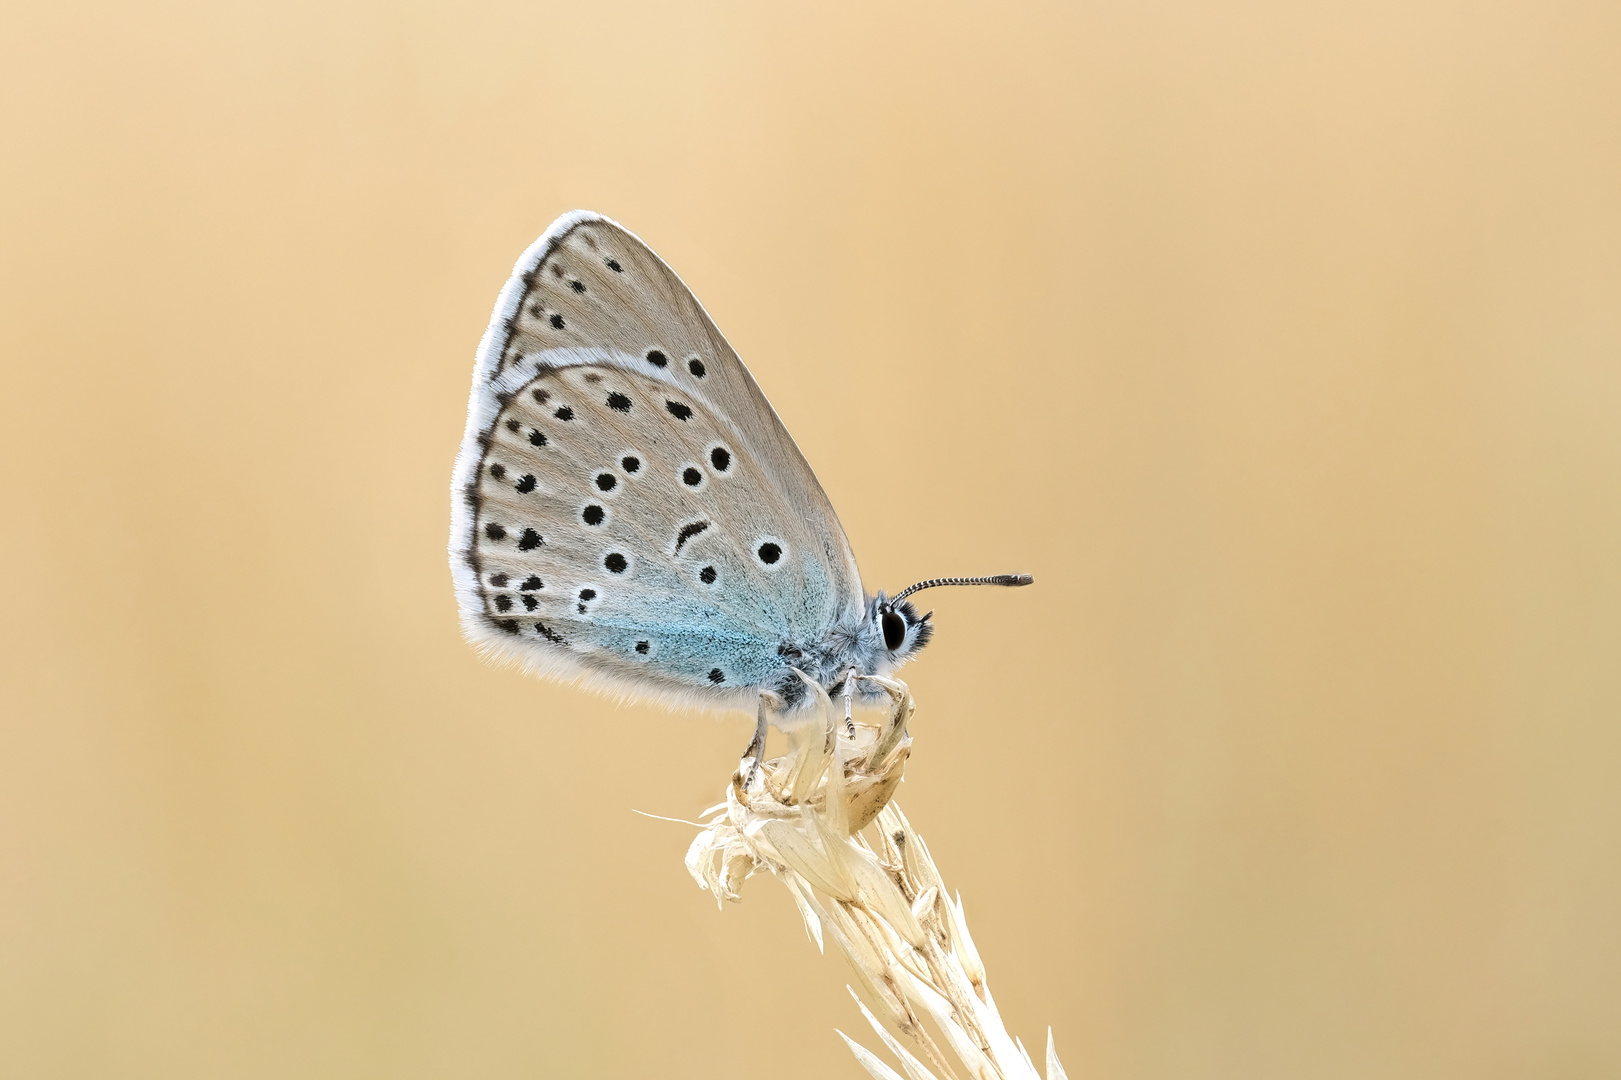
top-left (882, 609), bottom-right (907, 651)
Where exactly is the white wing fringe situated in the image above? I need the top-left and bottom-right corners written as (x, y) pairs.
top-left (685, 675), bottom-right (1068, 1080)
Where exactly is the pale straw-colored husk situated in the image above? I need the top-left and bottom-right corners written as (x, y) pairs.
top-left (685, 674), bottom-right (1068, 1080)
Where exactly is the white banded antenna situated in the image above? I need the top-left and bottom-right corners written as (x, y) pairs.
top-left (890, 574), bottom-right (1033, 606)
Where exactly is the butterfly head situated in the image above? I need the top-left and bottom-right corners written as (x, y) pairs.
top-left (867, 573), bottom-right (1033, 672)
top-left (870, 593), bottom-right (934, 664)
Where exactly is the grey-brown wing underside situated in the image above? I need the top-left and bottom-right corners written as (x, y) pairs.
top-left (448, 212), bottom-right (865, 708)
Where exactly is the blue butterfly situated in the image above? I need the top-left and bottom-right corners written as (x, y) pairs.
top-left (451, 212), bottom-right (1029, 761)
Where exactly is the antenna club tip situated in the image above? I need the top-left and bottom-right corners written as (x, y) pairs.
top-left (1002, 573), bottom-right (1034, 586)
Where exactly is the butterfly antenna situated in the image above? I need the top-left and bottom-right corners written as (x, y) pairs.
top-left (890, 573), bottom-right (1033, 606)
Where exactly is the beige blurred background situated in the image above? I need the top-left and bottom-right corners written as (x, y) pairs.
top-left (3, 1), bottom-right (1619, 1076)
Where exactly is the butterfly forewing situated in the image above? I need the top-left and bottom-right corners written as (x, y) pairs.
top-left (452, 213), bottom-right (864, 707)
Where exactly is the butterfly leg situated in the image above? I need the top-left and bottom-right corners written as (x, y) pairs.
top-left (840, 669), bottom-right (858, 738)
top-left (741, 695), bottom-right (770, 788)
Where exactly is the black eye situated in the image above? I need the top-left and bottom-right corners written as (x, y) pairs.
top-left (882, 609), bottom-right (907, 651)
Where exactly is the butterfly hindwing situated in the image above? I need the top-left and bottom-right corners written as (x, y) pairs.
top-left (451, 213), bottom-right (865, 708)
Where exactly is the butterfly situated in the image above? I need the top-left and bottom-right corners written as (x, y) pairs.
top-left (450, 211), bottom-right (1030, 762)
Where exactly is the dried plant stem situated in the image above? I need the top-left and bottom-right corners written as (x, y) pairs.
top-left (686, 675), bottom-right (1067, 1080)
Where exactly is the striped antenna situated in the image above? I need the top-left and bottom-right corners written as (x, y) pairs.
top-left (889, 574), bottom-right (1033, 606)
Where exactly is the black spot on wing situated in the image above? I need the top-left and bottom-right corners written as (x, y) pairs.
top-left (515, 474), bottom-right (536, 493)
top-left (549, 313), bottom-right (565, 329)
top-left (606, 392), bottom-right (631, 413)
top-left (489, 463), bottom-right (507, 479)
top-left (688, 357), bottom-right (706, 378)
top-left (709, 447), bottom-right (730, 472)
top-left (674, 520), bottom-right (709, 553)
top-left (699, 566), bottom-right (717, 585)
top-left (666, 400), bottom-right (693, 421)
top-left (518, 528), bottom-right (543, 550)
top-left (708, 668), bottom-right (725, 684)
top-left (485, 523), bottom-right (507, 541)
top-left (645, 349), bottom-right (667, 368)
